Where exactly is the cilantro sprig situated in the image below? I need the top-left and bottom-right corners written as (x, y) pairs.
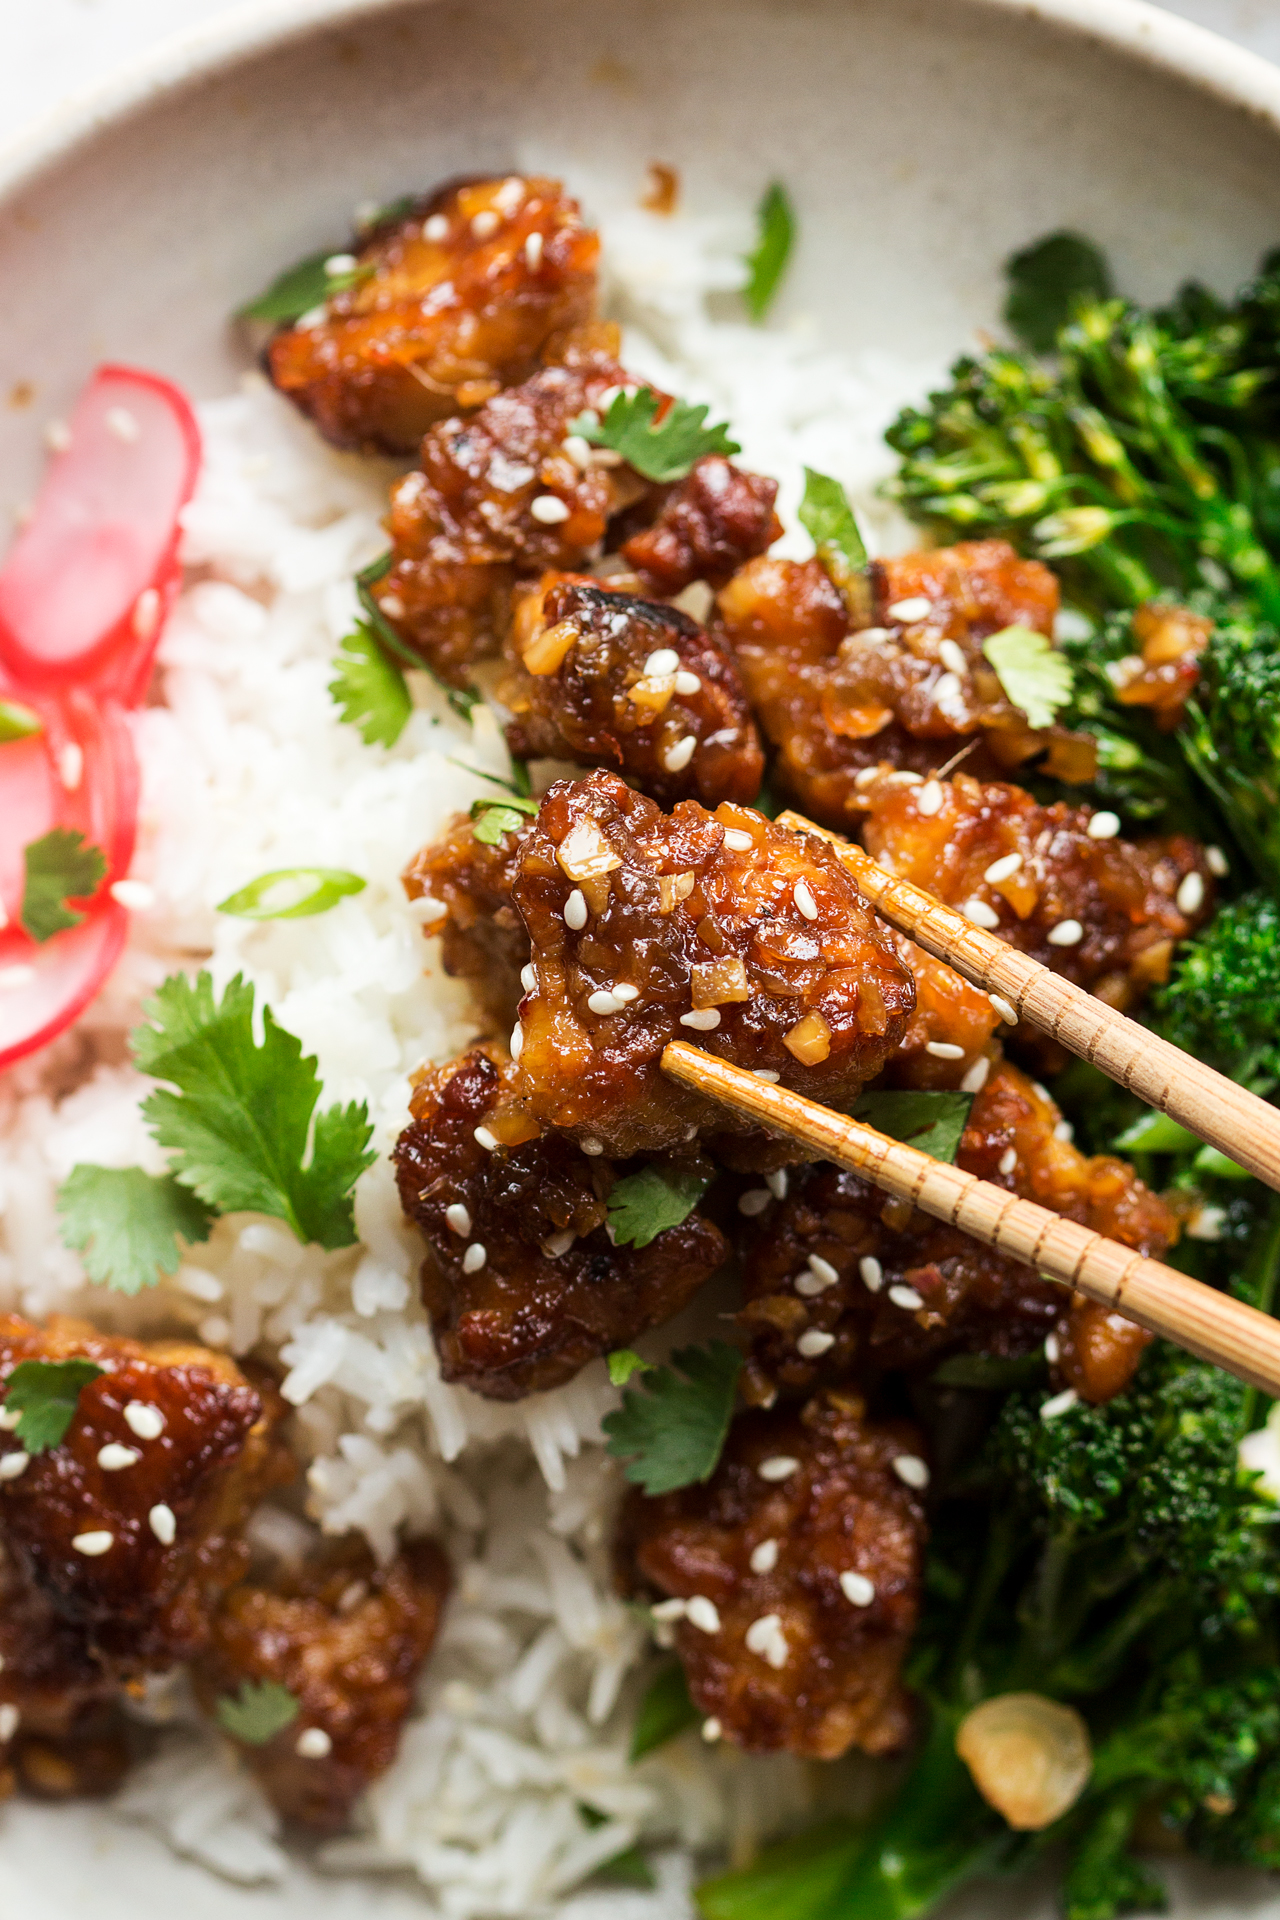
top-left (743, 181), bottom-right (795, 323)
top-left (798, 467), bottom-right (867, 588)
top-left (852, 1089), bottom-right (975, 1165)
top-left (607, 1166), bottom-right (711, 1249)
top-left (982, 624), bottom-right (1075, 730)
top-left (215, 1680), bottom-right (300, 1745)
top-left (22, 828), bottom-right (107, 943)
top-left (608, 1350), bottom-right (652, 1387)
top-left (472, 793), bottom-right (539, 845)
top-left (1, 1358), bottom-right (104, 1453)
top-left (58, 1167), bottom-right (216, 1296)
top-left (329, 623), bottom-right (412, 747)
top-left (351, 552), bottom-right (480, 726)
top-left (603, 1341), bottom-right (742, 1494)
top-left (573, 388), bottom-right (740, 485)
top-left (238, 250), bottom-right (371, 325)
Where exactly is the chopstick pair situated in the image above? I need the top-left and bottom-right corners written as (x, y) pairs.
top-left (660, 811), bottom-right (1280, 1400)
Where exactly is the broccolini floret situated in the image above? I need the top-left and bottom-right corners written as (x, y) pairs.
top-left (1156, 891), bottom-right (1280, 1094)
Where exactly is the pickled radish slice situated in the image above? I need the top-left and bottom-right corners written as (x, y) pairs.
top-left (0, 903), bottom-right (129, 1070)
top-left (0, 366), bottom-right (200, 699)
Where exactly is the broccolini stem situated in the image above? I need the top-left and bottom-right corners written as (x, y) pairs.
top-left (1238, 1191), bottom-right (1280, 1435)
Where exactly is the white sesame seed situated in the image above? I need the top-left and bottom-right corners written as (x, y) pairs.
top-left (562, 434), bottom-right (593, 470)
top-left (110, 879), bottom-right (155, 911)
top-left (521, 964), bottom-right (537, 993)
top-left (524, 231), bottom-right (544, 268)
top-left (0, 1704), bottom-right (18, 1743)
top-left (105, 406), bottom-right (140, 443)
top-left (72, 1530), bottom-right (114, 1556)
top-left (917, 779), bottom-right (944, 817)
top-left (1046, 919), bottom-right (1084, 947)
top-left (1086, 810), bottom-right (1121, 840)
top-left (423, 213), bottom-right (450, 241)
top-left (0, 1452), bottom-right (30, 1481)
top-left (723, 829), bottom-right (754, 852)
top-left (1054, 1120), bottom-right (1075, 1143)
top-left (860, 1255), bottom-right (884, 1292)
top-left (989, 993), bottom-right (1018, 1025)
top-left (97, 1443), bottom-right (139, 1471)
top-left (296, 1727), bottom-right (333, 1759)
top-left (680, 1008), bottom-right (721, 1030)
top-left (745, 1613), bottom-right (789, 1668)
top-left (765, 1170), bottom-right (789, 1200)
top-left (445, 1204), bottom-right (472, 1237)
top-left (564, 889), bottom-right (588, 930)
top-left (45, 419), bottom-right (72, 453)
top-left (663, 735), bottom-right (697, 773)
top-left (674, 671), bottom-right (701, 695)
top-left (925, 1041), bottom-right (965, 1061)
top-left (59, 742), bottom-right (84, 791)
top-left (580, 1137), bottom-right (605, 1156)
top-left (793, 879), bottom-right (818, 921)
top-left (462, 1243), bottom-right (487, 1274)
top-left (471, 210), bottom-right (500, 239)
top-left (889, 1284), bottom-right (925, 1312)
top-left (983, 852), bottom-right (1022, 884)
top-left (473, 1126), bottom-right (501, 1152)
top-left (530, 494), bottom-right (570, 524)
top-left (510, 1022), bottom-right (523, 1061)
top-left (839, 1570), bottom-right (876, 1607)
top-left (933, 671), bottom-right (964, 708)
top-left (807, 1254), bottom-right (839, 1288)
top-left (651, 1597), bottom-right (688, 1622)
top-left (686, 1595), bottom-right (721, 1634)
top-left (1032, 1082), bottom-right (1051, 1103)
top-left (323, 252), bottom-right (358, 274)
top-left (892, 1454), bottom-right (930, 1490)
top-left (380, 592), bottom-right (406, 620)
top-left (644, 648), bottom-right (681, 677)
top-left (1041, 1388), bottom-right (1079, 1422)
top-left (1206, 846), bottom-right (1228, 877)
top-left (124, 1402), bottom-right (164, 1440)
top-left (738, 1189), bottom-right (771, 1217)
top-left (960, 1056), bottom-right (989, 1095)
top-left (1045, 1333), bottom-right (1061, 1364)
top-left (542, 1230), bottom-right (575, 1257)
top-left (887, 596), bottom-right (931, 623)
top-left (939, 639), bottom-right (968, 676)
top-left (798, 1329), bottom-right (835, 1358)
top-left (963, 898), bottom-right (1000, 929)
top-left (296, 304), bottom-right (328, 330)
top-left (701, 1716), bottom-right (722, 1742)
top-left (758, 1455), bottom-right (800, 1482)
top-left (750, 1538), bottom-right (779, 1574)
top-left (1176, 871), bottom-right (1205, 916)
top-left (148, 1503), bottom-right (176, 1545)
top-left (613, 982), bottom-right (640, 1002)
top-left (416, 896), bottom-right (449, 926)
top-left (587, 989), bottom-right (625, 1015)
top-left (753, 1068), bottom-right (781, 1083)
top-left (0, 1411), bottom-right (18, 1431)
top-left (999, 1146), bottom-right (1018, 1176)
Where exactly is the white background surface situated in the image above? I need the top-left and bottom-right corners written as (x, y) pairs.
top-left (3, 0), bottom-right (1280, 144)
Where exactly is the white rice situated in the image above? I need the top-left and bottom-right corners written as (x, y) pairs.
top-left (0, 197), bottom-right (945, 1914)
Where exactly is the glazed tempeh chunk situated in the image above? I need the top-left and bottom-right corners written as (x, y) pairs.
top-left (402, 809), bottom-right (533, 1034)
top-left (266, 176), bottom-right (600, 453)
top-left (505, 770), bottom-right (915, 1155)
top-left (393, 1047), bottom-right (726, 1398)
top-left (860, 767), bottom-right (1213, 1012)
top-left (618, 453), bottom-right (782, 599)
top-left (194, 1539), bottom-right (449, 1832)
top-left (0, 1545), bottom-right (129, 1800)
top-left (502, 575), bottom-right (764, 806)
top-left (0, 1316), bottom-right (291, 1671)
top-left (618, 1389), bottom-right (926, 1758)
top-left (737, 1062), bottom-right (1170, 1405)
top-left (715, 540), bottom-right (1073, 828)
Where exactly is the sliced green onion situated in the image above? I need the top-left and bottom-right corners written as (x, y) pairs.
top-left (0, 699), bottom-right (42, 743)
top-left (217, 867), bottom-right (366, 921)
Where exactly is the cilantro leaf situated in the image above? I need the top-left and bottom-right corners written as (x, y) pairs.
top-left (215, 1680), bottom-right (300, 1745)
top-left (0, 698), bottom-right (41, 742)
top-left (217, 868), bottom-right (366, 920)
top-left (354, 554), bottom-right (479, 724)
top-left (57, 1166), bottom-right (216, 1295)
top-left (449, 758), bottom-right (533, 796)
top-left (608, 1349), bottom-right (652, 1387)
top-left (603, 1340), bottom-right (742, 1494)
top-left (22, 828), bottom-right (107, 943)
top-left (471, 793), bottom-right (540, 846)
top-left (743, 181), bottom-right (796, 323)
top-left (238, 251), bottom-right (371, 324)
top-left (1004, 229), bottom-right (1112, 352)
top-left (852, 1089), bottom-right (975, 1165)
top-left (630, 1660), bottom-right (699, 1760)
top-left (131, 971), bottom-right (375, 1250)
top-left (1, 1358), bottom-right (104, 1453)
top-left (798, 467), bottom-right (867, 585)
top-left (607, 1165), bottom-right (712, 1249)
top-left (573, 388), bottom-right (740, 485)
top-left (329, 622), bottom-right (412, 747)
top-left (982, 625), bottom-right (1075, 729)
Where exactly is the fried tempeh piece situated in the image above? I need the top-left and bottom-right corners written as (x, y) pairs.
top-left (737, 1061), bottom-right (1172, 1406)
top-left (502, 575), bottom-right (764, 807)
top-left (504, 770), bottom-right (915, 1156)
top-left (0, 1544), bottom-right (130, 1801)
top-left (266, 175), bottom-right (600, 453)
top-left (0, 1315), bottom-right (292, 1672)
top-left (194, 1539), bottom-right (449, 1832)
top-left (402, 810), bottom-right (533, 1035)
top-left (618, 1388), bottom-right (926, 1759)
top-left (393, 1046), bottom-right (727, 1398)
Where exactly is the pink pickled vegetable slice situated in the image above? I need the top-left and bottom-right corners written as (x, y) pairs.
top-left (0, 365), bottom-right (200, 699)
top-left (0, 902), bottom-right (129, 1071)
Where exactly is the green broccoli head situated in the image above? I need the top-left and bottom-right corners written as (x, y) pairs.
top-left (1155, 891), bottom-right (1280, 1093)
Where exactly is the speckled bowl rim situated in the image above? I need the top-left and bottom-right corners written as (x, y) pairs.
top-left (1, 0), bottom-right (1280, 217)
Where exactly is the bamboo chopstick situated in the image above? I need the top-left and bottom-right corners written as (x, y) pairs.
top-left (778, 808), bottom-right (1280, 1197)
top-left (661, 1040), bottom-right (1280, 1398)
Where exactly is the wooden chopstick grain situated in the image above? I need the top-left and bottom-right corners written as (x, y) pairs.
top-left (778, 808), bottom-right (1280, 1197)
top-left (662, 1040), bottom-right (1280, 1399)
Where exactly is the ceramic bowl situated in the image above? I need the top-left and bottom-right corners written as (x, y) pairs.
top-left (2, 0), bottom-right (1280, 1912)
